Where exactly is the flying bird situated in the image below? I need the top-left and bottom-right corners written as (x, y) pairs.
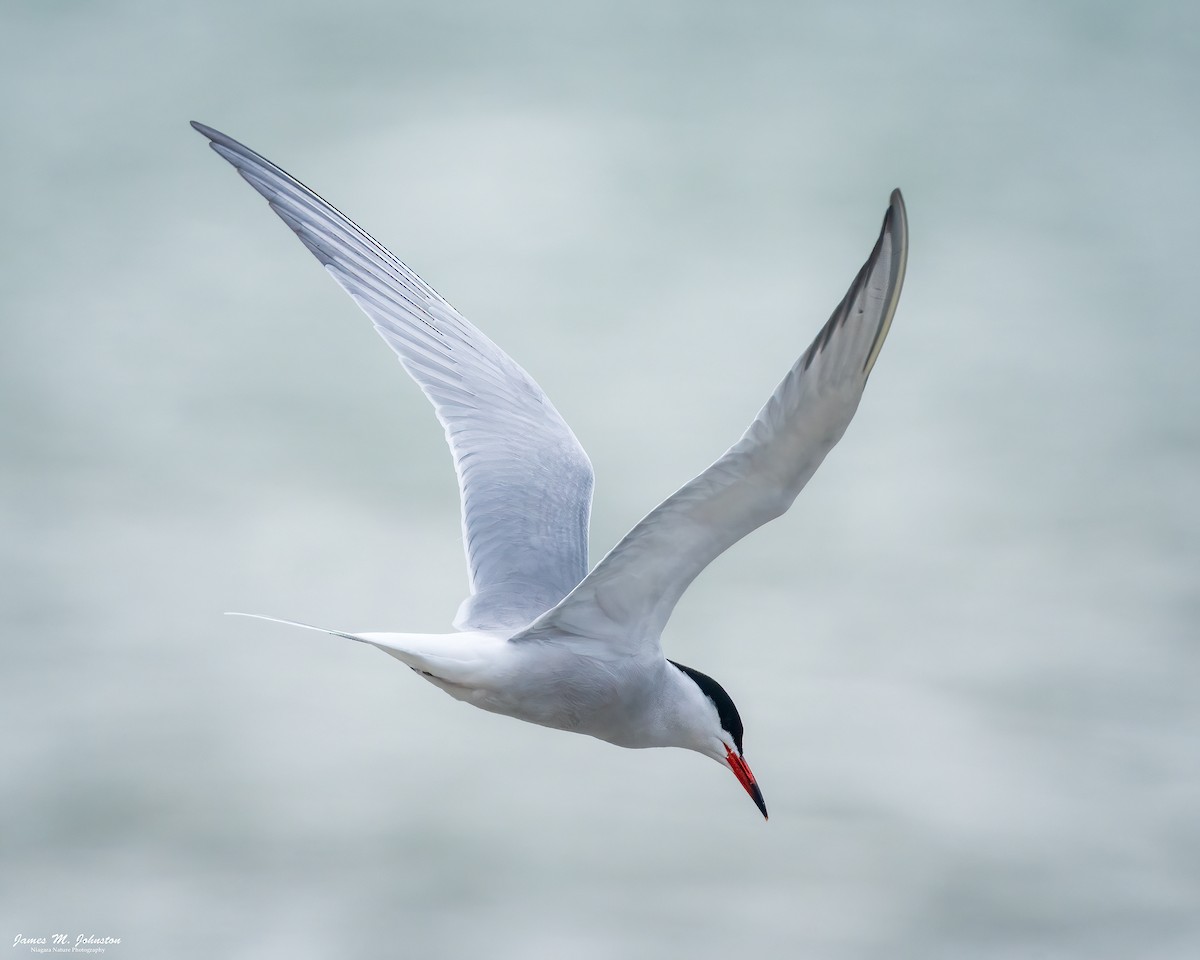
top-left (193, 121), bottom-right (908, 819)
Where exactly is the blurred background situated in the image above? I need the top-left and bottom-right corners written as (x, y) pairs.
top-left (2, 1), bottom-right (1197, 957)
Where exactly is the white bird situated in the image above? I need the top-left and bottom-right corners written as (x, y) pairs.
top-left (194, 121), bottom-right (908, 819)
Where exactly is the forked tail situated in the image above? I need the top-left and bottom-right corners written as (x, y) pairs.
top-left (224, 612), bottom-right (367, 644)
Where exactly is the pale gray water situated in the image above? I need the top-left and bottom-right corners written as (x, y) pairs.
top-left (3, 1), bottom-right (1198, 957)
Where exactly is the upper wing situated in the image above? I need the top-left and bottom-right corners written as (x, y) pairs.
top-left (515, 190), bottom-right (907, 656)
top-left (193, 122), bottom-right (594, 632)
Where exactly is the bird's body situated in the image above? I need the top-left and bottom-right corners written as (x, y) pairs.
top-left (262, 622), bottom-right (716, 752)
top-left (194, 121), bottom-right (908, 817)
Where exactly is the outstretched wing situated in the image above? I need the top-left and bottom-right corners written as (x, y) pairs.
top-left (516, 190), bottom-right (908, 656)
top-left (193, 123), bottom-right (594, 632)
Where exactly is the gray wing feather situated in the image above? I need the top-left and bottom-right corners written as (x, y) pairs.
top-left (193, 122), bottom-right (594, 631)
top-left (516, 190), bottom-right (908, 655)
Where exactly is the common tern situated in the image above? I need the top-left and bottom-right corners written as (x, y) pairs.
top-left (194, 121), bottom-right (908, 819)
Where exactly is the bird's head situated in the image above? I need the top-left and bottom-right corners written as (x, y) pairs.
top-left (668, 660), bottom-right (767, 819)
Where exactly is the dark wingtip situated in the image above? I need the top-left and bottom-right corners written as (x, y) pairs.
top-left (190, 121), bottom-right (242, 155)
top-left (879, 188), bottom-right (905, 230)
